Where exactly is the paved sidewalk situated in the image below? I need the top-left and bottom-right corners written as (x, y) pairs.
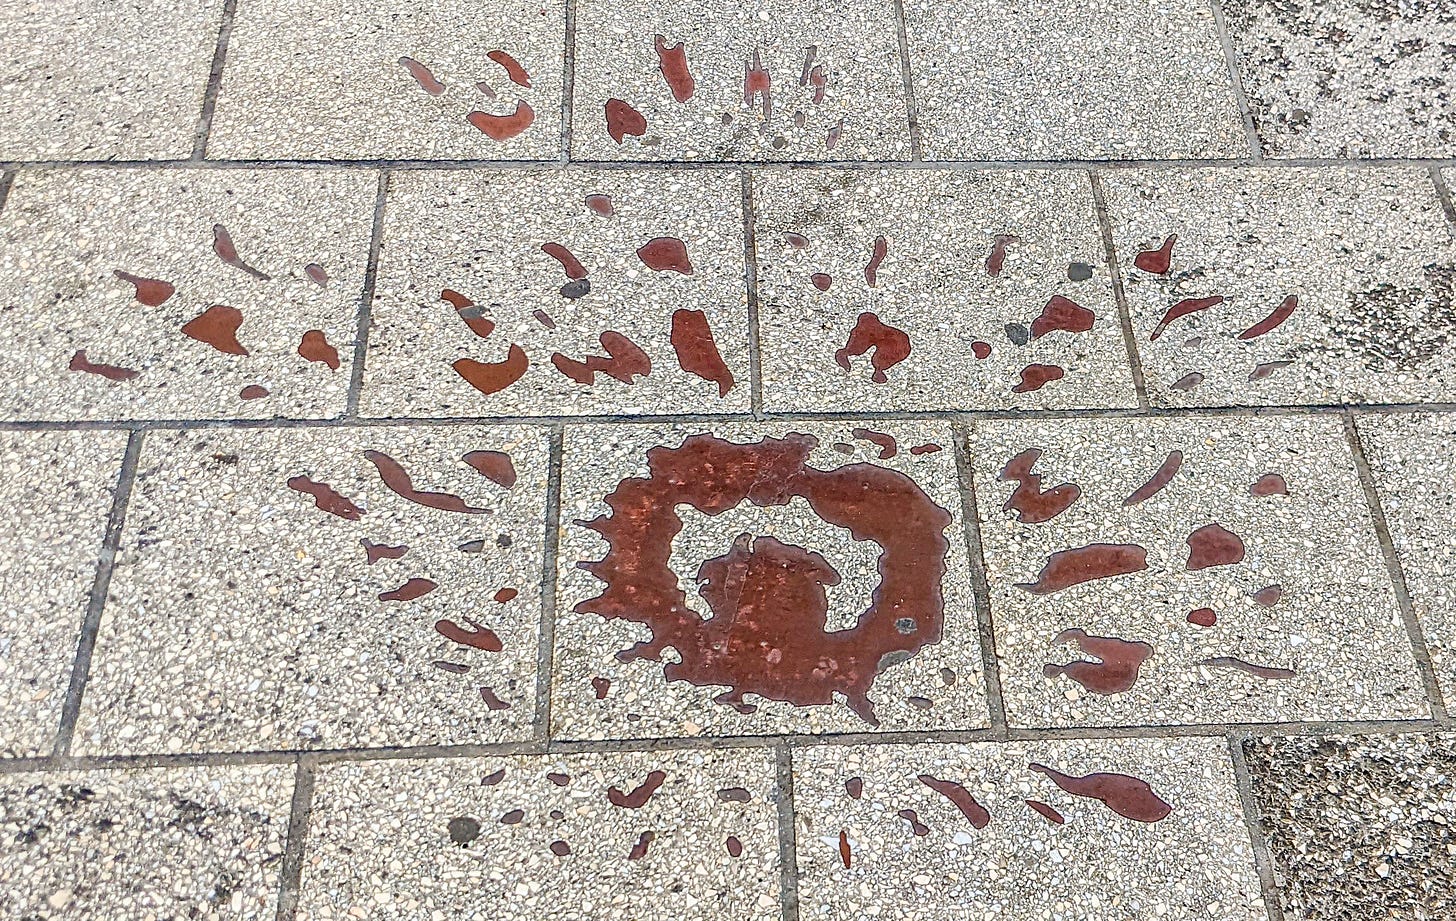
top-left (0, 1), bottom-right (1454, 919)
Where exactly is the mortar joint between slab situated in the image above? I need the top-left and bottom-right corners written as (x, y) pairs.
top-left (741, 169), bottom-right (766, 420)
top-left (560, 0), bottom-right (578, 164)
top-left (950, 421), bottom-right (1008, 737)
top-left (774, 743), bottom-right (800, 921)
top-left (1432, 166), bottom-right (1456, 231)
top-left (192, 0), bottom-right (241, 161)
top-left (274, 755), bottom-right (319, 921)
top-left (1343, 411), bottom-right (1450, 720)
top-left (0, 169), bottom-right (15, 219)
top-left (343, 170), bottom-right (390, 419)
top-left (1088, 171), bottom-right (1151, 412)
top-left (1226, 732), bottom-right (1288, 921)
top-left (1206, 0), bottom-right (1264, 165)
top-left (534, 423), bottom-right (566, 742)
top-left (890, 0), bottom-right (923, 161)
top-left (52, 429), bottom-right (145, 758)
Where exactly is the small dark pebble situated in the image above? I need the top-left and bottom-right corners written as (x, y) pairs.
top-left (447, 816), bottom-right (481, 846)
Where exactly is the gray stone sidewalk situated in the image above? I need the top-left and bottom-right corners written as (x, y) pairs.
top-left (0, 1), bottom-right (1454, 919)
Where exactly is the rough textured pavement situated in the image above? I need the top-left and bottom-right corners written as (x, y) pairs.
top-left (0, 1), bottom-right (1454, 919)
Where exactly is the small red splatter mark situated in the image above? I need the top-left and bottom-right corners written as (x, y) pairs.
top-left (113, 270), bottom-right (174, 306)
top-left (433, 661), bottom-right (469, 674)
top-left (1030, 296), bottom-right (1095, 339)
top-left (999, 448), bottom-right (1081, 524)
top-left (1026, 800), bottom-right (1066, 824)
top-left (1250, 473), bottom-right (1288, 497)
top-left (838, 829), bottom-right (852, 867)
top-left (1123, 450), bottom-right (1182, 506)
top-left (1012, 364), bottom-right (1065, 393)
top-left (591, 676), bottom-right (611, 698)
top-left (1029, 763), bottom-right (1171, 822)
top-left (636, 237), bottom-right (693, 274)
top-left (605, 98), bottom-right (647, 143)
top-left (909, 443), bottom-right (942, 455)
top-left (1151, 297), bottom-right (1223, 341)
top-left (533, 309), bottom-right (556, 328)
top-left (500, 809), bottom-right (524, 825)
top-left (919, 775), bottom-right (990, 829)
top-left (455, 345), bottom-right (529, 395)
top-left (365, 450), bottom-right (488, 514)
top-left (1239, 295), bottom-right (1298, 340)
top-left (670, 309), bottom-right (734, 396)
top-left (1043, 628), bottom-right (1154, 695)
top-left (971, 341), bottom-right (992, 360)
top-left (541, 242), bottom-right (588, 280)
top-left (785, 232), bottom-right (808, 249)
top-left (240, 385), bottom-right (268, 400)
top-left (305, 264), bottom-right (328, 287)
top-left (436, 618), bottom-right (503, 651)
top-left (441, 289), bottom-right (495, 339)
top-left (1017, 543), bottom-right (1149, 594)
top-left (1252, 584), bottom-right (1283, 606)
top-left (552, 331), bottom-right (651, 385)
top-left (1186, 523), bottom-right (1245, 570)
top-left (298, 330), bottom-right (340, 370)
top-left (744, 49), bottom-right (771, 119)
top-left (811, 272), bottom-right (832, 291)
top-left (550, 841), bottom-right (571, 857)
top-left (608, 770), bottom-right (667, 809)
top-left (362, 540), bottom-right (407, 564)
top-left (852, 428), bottom-right (898, 459)
top-left (399, 57), bottom-right (445, 95)
top-left (1187, 607), bottom-right (1217, 627)
top-left (288, 476), bottom-right (362, 520)
top-left (718, 787), bottom-right (751, 803)
top-left (628, 831), bottom-right (655, 860)
top-left (483, 769), bottom-right (506, 786)
top-left (727, 836), bottom-right (744, 858)
top-left (182, 305), bottom-right (248, 355)
top-left (487, 49), bottom-right (530, 87)
top-left (468, 102), bottom-right (535, 140)
top-left (476, 82), bottom-right (496, 98)
top-left (897, 809), bottom-right (929, 836)
top-left (826, 118), bottom-right (844, 150)
top-left (1134, 235), bottom-right (1176, 274)
top-left (1170, 372), bottom-right (1204, 391)
top-left (984, 235), bottom-right (1019, 277)
top-left (380, 578), bottom-right (437, 602)
top-left (864, 236), bottom-right (888, 287)
top-left (654, 35), bottom-right (694, 102)
top-left (808, 65), bottom-right (827, 104)
top-left (1248, 361), bottom-right (1292, 381)
top-left (1200, 657), bottom-right (1297, 680)
top-left (69, 350), bottom-right (138, 381)
top-left (585, 194), bottom-right (614, 216)
top-left (464, 450), bottom-right (517, 488)
top-left (845, 777), bottom-right (864, 799)
top-left (835, 312), bottom-right (911, 383)
top-left (494, 587), bottom-right (518, 603)
top-left (547, 773), bottom-right (571, 786)
top-left (213, 225), bottom-right (270, 280)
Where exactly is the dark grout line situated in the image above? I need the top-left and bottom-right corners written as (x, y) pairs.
top-left (533, 425), bottom-right (565, 741)
top-left (560, 0), bottom-right (577, 164)
top-left (890, 0), bottom-right (923, 161)
top-left (0, 169), bottom-right (15, 219)
top-left (1206, 0), bottom-right (1264, 164)
top-left (774, 743), bottom-right (800, 921)
top-left (1227, 733), bottom-right (1288, 921)
top-left (1089, 170), bottom-right (1151, 410)
top-left (4, 157), bottom-right (1455, 173)
top-left (12, 400), bottom-right (1456, 434)
top-left (1432, 165), bottom-right (1456, 229)
top-left (741, 169), bottom-right (765, 419)
top-left (51, 431), bottom-right (145, 757)
top-left (343, 170), bottom-right (390, 418)
top-left (4, 717), bottom-right (1440, 776)
top-left (1343, 413), bottom-right (1451, 721)
top-left (951, 423), bottom-right (1008, 737)
top-left (192, 0), bottom-right (241, 160)
top-left (273, 756), bottom-right (318, 921)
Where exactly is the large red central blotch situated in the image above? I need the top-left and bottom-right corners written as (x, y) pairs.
top-left (576, 433), bottom-right (951, 724)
